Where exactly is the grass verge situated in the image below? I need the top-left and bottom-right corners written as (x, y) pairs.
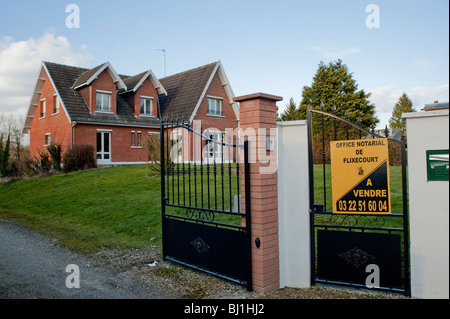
top-left (0, 165), bottom-right (162, 254)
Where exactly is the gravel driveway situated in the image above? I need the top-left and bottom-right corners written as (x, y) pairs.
top-left (0, 218), bottom-right (172, 299)
top-left (0, 217), bottom-right (409, 300)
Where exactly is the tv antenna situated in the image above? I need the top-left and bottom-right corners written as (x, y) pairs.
top-left (155, 49), bottom-right (166, 77)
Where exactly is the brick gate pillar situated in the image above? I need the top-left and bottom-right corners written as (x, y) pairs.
top-left (235, 92), bottom-right (282, 293)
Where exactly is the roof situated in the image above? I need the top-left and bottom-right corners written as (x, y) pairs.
top-left (158, 61), bottom-right (237, 123)
top-left (422, 101), bottom-right (449, 111)
top-left (72, 62), bottom-right (127, 91)
top-left (23, 60), bottom-right (235, 133)
top-left (23, 62), bottom-right (161, 133)
top-left (120, 70), bottom-right (167, 95)
top-left (158, 62), bottom-right (217, 122)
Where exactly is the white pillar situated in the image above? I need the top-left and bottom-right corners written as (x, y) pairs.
top-left (277, 120), bottom-right (311, 288)
top-left (403, 110), bottom-right (449, 299)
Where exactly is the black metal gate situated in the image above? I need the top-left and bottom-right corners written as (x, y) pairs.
top-left (307, 105), bottom-right (410, 296)
top-left (160, 119), bottom-right (252, 290)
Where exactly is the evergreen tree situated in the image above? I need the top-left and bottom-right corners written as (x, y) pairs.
top-left (0, 133), bottom-right (10, 177)
top-left (0, 134), bottom-right (3, 176)
top-left (389, 93), bottom-right (416, 133)
top-left (280, 97), bottom-right (301, 121)
top-left (297, 60), bottom-right (378, 163)
top-left (298, 59), bottom-right (378, 129)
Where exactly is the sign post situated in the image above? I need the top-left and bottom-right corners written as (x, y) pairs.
top-left (330, 138), bottom-right (391, 214)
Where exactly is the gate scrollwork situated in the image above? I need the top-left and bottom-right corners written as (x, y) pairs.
top-left (186, 208), bottom-right (215, 222)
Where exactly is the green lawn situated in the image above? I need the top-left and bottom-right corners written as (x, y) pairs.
top-left (0, 165), bottom-right (162, 253)
top-left (0, 163), bottom-right (406, 255)
top-left (164, 162), bottom-right (242, 226)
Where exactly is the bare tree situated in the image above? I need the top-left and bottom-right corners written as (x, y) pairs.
top-left (0, 113), bottom-right (25, 161)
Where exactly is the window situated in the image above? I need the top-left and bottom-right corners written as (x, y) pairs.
top-left (131, 131), bottom-right (142, 148)
top-left (53, 95), bottom-right (60, 114)
top-left (97, 131), bottom-right (111, 161)
top-left (207, 97), bottom-right (222, 116)
top-left (137, 132), bottom-right (141, 147)
top-left (40, 99), bottom-right (46, 118)
top-left (140, 97), bottom-right (153, 116)
top-left (204, 131), bottom-right (225, 163)
top-left (44, 133), bottom-right (51, 146)
top-left (96, 91), bottom-right (111, 112)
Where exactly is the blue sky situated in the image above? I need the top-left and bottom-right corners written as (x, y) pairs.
top-left (0, 0), bottom-right (448, 128)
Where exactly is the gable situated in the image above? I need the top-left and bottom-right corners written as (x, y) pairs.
top-left (158, 62), bottom-right (216, 122)
top-left (158, 61), bottom-right (237, 124)
top-left (121, 70), bottom-right (167, 96)
top-left (187, 61), bottom-right (237, 123)
top-left (23, 62), bottom-right (76, 133)
top-left (73, 62), bottom-right (126, 91)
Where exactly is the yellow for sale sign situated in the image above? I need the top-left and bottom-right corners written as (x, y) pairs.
top-left (330, 138), bottom-right (391, 214)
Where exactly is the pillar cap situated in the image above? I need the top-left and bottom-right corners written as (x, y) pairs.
top-left (234, 92), bottom-right (283, 103)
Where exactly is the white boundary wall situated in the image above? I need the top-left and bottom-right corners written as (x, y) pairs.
top-left (403, 110), bottom-right (449, 299)
top-left (277, 120), bottom-right (311, 288)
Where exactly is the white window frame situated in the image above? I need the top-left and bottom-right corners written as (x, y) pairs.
top-left (96, 129), bottom-right (112, 163)
top-left (131, 131), bottom-right (142, 148)
top-left (140, 96), bottom-right (153, 117)
top-left (204, 130), bottom-right (225, 164)
top-left (131, 131), bottom-right (135, 147)
top-left (207, 96), bottom-right (223, 117)
top-left (52, 94), bottom-right (60, 115)
top-left (96, 90), bottom-right (112, 113)
top-left (40, 99), bottom-right (46, 119)
top-left (137, 131), bottom-right (141, 147)
top-left (44, 133), bottom-right (51, 146)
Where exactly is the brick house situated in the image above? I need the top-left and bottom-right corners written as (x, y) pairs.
top-left (23, 60), bottom-right (238, 165)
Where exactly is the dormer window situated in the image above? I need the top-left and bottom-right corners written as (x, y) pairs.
top-left (140, 96), bottom-right (153, 116)
top-left (96, 91), bottom-right (112, 112)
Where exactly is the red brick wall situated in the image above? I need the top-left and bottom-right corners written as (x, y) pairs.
top-left (236, 93), bottom-right (282, 293)
top-left (29, 73), bottom-right (72, 159)
top-left (73, 124), bottom-right (159, 163)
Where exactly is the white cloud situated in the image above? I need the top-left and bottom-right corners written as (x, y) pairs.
top-left (0, 32), bottom-right (93, 118)
top-left (412, 59), bottom-right (437, 74)
top-left (309, 46), bottom-right (362, 59)
top-left (368, 84), bottom-right (449, 128)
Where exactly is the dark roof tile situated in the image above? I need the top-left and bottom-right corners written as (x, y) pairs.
top-left (158, 62), bottom-right (217, 121)
top-left (42, 61), bottom-right (218, 127)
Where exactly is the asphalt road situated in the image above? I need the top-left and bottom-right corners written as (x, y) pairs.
top-left (0, 218), bottom-right (172, 299)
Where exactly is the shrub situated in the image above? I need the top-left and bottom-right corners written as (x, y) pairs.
top-left (62, 145), bottom-right (97, 173)
top-left (38, 149), bottom-right (52, 172)
top-left (146, 133), bottom-right (172, 173)
top-left (47, 144), bottom-right (62, 171)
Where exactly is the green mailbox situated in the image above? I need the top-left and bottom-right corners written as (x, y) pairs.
top-left (426, 150), bottom-right (449, 181)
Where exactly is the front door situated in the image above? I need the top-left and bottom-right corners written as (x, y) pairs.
top-left (97, 131), bottom-right (111, 164)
